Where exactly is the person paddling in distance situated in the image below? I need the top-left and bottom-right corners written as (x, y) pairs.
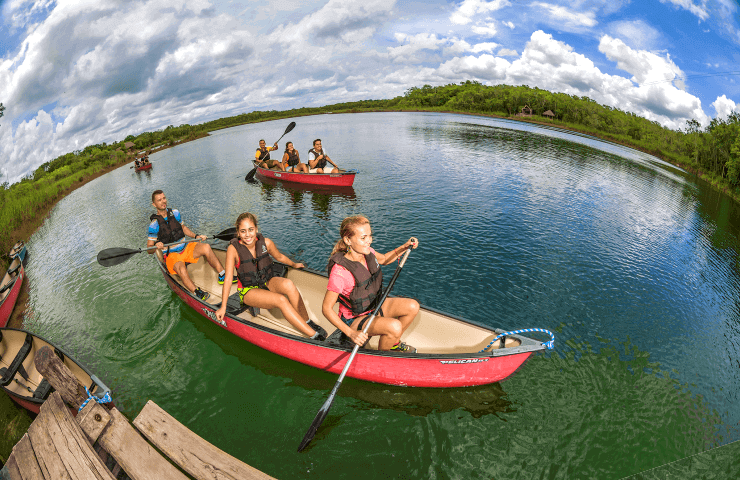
top-left (255, 139), bottom-right (283, 170)
top-left (323, 215), bottom-right (419, 353)
top-left (148, 190), bottom-right (233, 301)
top-left (307, 139), bottom-right (340, 173)
top-left (215, 213), bottom-right (327, 341)
top-left (282, 141), bottom-right (309, 173)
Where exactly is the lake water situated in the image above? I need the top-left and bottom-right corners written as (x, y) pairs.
top-left (20, 112), bottom-right (740, 479)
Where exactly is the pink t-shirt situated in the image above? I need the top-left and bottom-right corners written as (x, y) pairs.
top-left (327, 248), bottom-right (378, 319)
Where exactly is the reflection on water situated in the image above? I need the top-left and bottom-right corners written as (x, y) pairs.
top-left (250, 176), bottom-right (357, 220)
top-left (19, 112), bottom-right (740, 479)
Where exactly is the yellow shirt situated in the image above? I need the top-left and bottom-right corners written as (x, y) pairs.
top-left (255, 146), bottom-right (278, 161)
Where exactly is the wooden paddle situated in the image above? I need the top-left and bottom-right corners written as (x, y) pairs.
top-left (245, 122), bottom-right (296, 181)
top-left (96, 227), bottom-right (236, 267)
top-left (297, 247), bottom-right (413, 452)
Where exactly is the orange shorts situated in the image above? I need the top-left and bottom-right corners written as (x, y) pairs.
top-left (165, 242), bottom-right (198, 275)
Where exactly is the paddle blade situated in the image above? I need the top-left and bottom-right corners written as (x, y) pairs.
top-left (97, 248), bottom-right (141, 267)
top-left (284, 121), bottom-right (296, 135)
top-left (297, 394), bottom-right (336, 452)
top-left (245, 167), bottom-right (257, 181)
top-left (214, 227), bottom-right (236, 241)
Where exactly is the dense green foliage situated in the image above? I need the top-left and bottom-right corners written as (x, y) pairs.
top-left (2, 81), bottom-right (739, 266)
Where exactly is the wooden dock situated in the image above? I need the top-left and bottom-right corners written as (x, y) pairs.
top-left (0, 346), bottom-right (275, 480)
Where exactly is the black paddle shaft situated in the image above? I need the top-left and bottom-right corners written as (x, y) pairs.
top-left (246, 122), bottom-right (296, 181)
top-left (297, 248), bottom-right (413, 452)
top-left (96, 228), bottom-right (236, 267)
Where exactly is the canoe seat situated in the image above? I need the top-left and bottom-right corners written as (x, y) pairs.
top-left (0, 279), bottom-right (15, 295)
top-left (0, 332), bottom-right (33, 387)
top-left (33, 378), bottom-right (53, 400)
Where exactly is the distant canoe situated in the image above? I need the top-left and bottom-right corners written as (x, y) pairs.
top-left (0, 242), bottom-right (27, 328)
top-left (254, 162), bottom-right (356, 187)
top-left (135, 163), bottom-right (153, 172)
top-left (155, 247), bottom-right (550, 388)
top-left (0, 327), bottom-right (111, 414)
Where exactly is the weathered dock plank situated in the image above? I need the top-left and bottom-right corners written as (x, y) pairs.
top-left (96, 407), bottom-right (189, 480)
top-left (27, 408), bottom-right (72, 480)
top-left (38, 393), bottom-right (114, 480)
top-left (133, 400), bottom-right (276, 480)
top-left (8, 435), bottom-right (44, 480)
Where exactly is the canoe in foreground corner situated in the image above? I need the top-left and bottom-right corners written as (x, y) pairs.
top-left (253, 162), bottom-right (356, 187)
top-left (155, 247), bottom-right (552, 388)
top-left (0, 241), bottom-right (27, 328)
top-left (0, 327), bottom-right (111, 414)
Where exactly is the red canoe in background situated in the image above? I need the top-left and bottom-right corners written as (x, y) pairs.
top-left (0, 241), bottom-right (27, 328)
top-left (154, 247), bottom-right (553, 388)
top-left (254, 162), bottom-right (357, 187)
top-left (0, 328), bottom-right (112, 414)
top-left (135, 163), bottom-right (153, 172)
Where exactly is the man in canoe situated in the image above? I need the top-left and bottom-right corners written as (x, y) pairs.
top-left (255, 139), bottom-right (284, 171)
top-left (322, 215), bottom-right (419, 352)
top-left (307, 139), bottom-right (340, 173)
top-left (147, 190), bottom-right (232, 301)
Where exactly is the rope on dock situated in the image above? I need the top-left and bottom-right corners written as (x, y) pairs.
top-left (79, 386), bottom-right (112, 411)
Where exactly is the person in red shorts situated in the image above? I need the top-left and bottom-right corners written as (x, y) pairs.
top-left (147, 190), bottom-right (232, 301)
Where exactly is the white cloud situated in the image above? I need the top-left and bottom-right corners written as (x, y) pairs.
top-left (450, 0), bottom-right (511, 26)
top-left (471, 23), bottom-right (498, 36)
top-left (598, 35), bottom-right (685, 88)
top-left (503, 21), bottom-right (515, 29)
top-left (424, 31), bottom-right (709, 129)
top-left (528, 2), bottom-right (597, 28)
top-left (437, 54), bottom-right (511, 80)
top-left (497, 48), bottom-right (518, 56)
top-left (659, 0), bottom-right (709, 21)
top-left (712, 95), bottom-right (737, 120)
top-left (606, 19), bottom-right (662, 50)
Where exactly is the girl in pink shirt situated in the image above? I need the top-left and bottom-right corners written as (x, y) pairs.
top-left (323, 215), bottom-right (419, 353)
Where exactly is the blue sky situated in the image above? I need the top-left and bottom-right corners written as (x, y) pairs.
top-left (1, 0), bottom-right (739, 184)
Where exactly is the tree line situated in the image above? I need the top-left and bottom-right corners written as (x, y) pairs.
top-left (1, 81), bottom-right (739, 266)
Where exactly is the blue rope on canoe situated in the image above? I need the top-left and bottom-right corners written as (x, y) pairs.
top-left (78, 386), bottom-right (112, 412)
top-left (478, 328), bottom-right (555, 353)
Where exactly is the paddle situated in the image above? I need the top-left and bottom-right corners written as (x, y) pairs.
top-left (297, 247), bottom-right (413, 452)
top-left (246, 122), bottom-right (297, 181)
top-left (96, 227), bottom-right (236, 267)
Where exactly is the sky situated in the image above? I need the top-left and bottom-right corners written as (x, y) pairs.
top-left (1, 0), bottom-right (739, 184)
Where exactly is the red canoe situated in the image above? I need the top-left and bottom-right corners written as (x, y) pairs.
top-left (155, 247), bottom-right (552, 388)
top-left (135, 163), bottom-right (153, 171)
top-left (0, 242), bottom-right (27, 328)
top-left (254, 162), bottom-right (356, 187)
top-left (0, 328), bottom-right (112, 414)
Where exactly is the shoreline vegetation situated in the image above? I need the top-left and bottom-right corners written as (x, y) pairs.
top-left (0, 79), bottom-right (738, 465)
top-left (2, 80), bottom-right (740, 317)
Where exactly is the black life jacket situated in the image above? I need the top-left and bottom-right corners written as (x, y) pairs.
top-left (308, 148), bottom-right (327, 169)
top-left (150, 208), bottom-right (185, 244)
top-left (231, 235), bottom-right (275, 288)
top-left (257, 147), bottom-right (271, 161)
top-left (327, 251), bottom-right (383, 317)
top-left (286, 150), bottom-right (299, 167)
